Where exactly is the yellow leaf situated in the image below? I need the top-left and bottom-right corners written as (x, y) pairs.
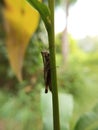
top-left (3, 0), bottom-right (41, 81)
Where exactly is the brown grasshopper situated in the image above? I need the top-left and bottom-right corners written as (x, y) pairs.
top-left (41, 51), bottom-right (52, 93)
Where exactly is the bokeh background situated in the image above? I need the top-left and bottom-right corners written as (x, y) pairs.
top-left (0, 0), bottom-right (98, 129)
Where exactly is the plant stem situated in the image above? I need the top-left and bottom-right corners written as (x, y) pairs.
top-left (48, 0), bottom-right (60, 130)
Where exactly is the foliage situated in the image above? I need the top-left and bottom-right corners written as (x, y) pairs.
top-left (1, 30), bottom-right (98, 129)
top-left (74, 103), bottom-right (98, 130)
top-left (67, 0), bottom-right (77, 5)
top-left (0, 0), bottom-right (98, 129)
top-left (55, 0), bottom-right (77, 6)
top-left (0, 41), bottom-right (18, 90)
top-left (0, 29), bottom-right (45, 90)
top-left (41, 90), bottom-right (73, 130)
top-left (55, 33), bottom-right (98, 129)
top-left (78, 36), bottom-right (98, 53)
top-left (0, 86), bottom-right (42, 130)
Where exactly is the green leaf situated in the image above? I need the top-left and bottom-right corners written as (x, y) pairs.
top-left (27, 0), bottom-right (51, 31)
top-left (74, 104), bottom-right (98, 130)
top-left (41, 89), bottom-right (74, 130)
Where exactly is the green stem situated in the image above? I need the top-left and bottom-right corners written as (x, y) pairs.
top-left (48, 0), bottom-right (60, 130)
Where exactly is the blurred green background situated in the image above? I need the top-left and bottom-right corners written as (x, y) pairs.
top-left (0, 0), bottom-right (98, 130)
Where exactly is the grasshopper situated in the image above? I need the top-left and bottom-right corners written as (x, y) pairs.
top-left (41, 51), bottom-right (52, 93)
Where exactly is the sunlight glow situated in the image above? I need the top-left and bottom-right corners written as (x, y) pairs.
top-left (55, 0), bottom-right (98, 39)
